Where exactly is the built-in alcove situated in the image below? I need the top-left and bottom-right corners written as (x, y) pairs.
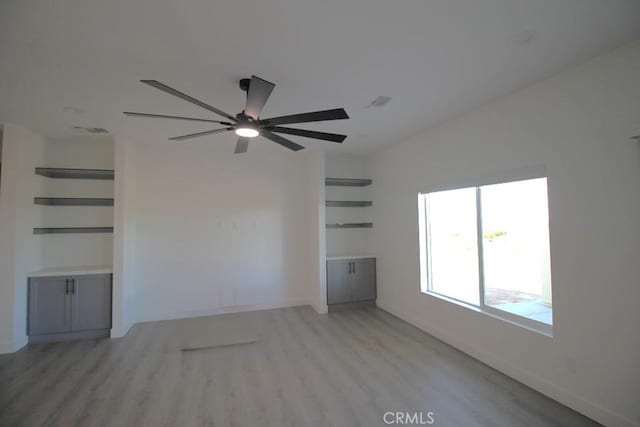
top-left (34, 137), bottom-right (115, 266)
top-left (324, 155), bottom-right (374, 258)
top-left (0, 126), bottom-right (116, 351)
top-left (324, 155), bottom-right (376, 311)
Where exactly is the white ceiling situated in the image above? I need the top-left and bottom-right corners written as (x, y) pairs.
top-left (1, 0), bottom-right (639, 154)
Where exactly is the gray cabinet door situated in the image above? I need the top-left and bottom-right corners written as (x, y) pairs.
top-left (71, 274), bottom-right (112, 331)
top-left (28, 277), bottom-right (71, 335)
top-left (351, 258), bottom-right (376, 302)
top-left (327, 261), bottom-right (352, 304)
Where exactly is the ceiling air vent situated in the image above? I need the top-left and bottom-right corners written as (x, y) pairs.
top-left (86, 127), bottom-right (109, 134)
top-left (365, 96), bottom-right (392, 109)
top-left (71, 126), bottom-right (109, 134)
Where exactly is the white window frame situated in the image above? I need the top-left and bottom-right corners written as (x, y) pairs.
top-left (418, 174), bottom-right (553, 336)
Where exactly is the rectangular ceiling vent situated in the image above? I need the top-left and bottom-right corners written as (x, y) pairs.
top-left (86, 127), bottom-right (109, 134)
top-left (72, 126), bottom-right (109, 134)
top-left (366, 96), bottom-right (392, 108)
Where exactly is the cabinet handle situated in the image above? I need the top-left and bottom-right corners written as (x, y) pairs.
top-left (65, 279), bottom-right (69, 294)
top-left (352, 262), bottom-right (356, 274)
top-left (348, 262), bottom-right (353, 274)
top-left (71, 279), bottom-right (75, 294)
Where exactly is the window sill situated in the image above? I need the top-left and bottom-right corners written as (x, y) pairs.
top-left (422, 290), bottom-right (553, 337)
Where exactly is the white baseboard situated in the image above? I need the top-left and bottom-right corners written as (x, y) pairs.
top-left (110, 329), bottom-right (125, 339)
top-left (13, 334), bottom-right (27, 352)
top-left (0, 335), bottom-right (29, 354)
top-left (376, 300), bottom-right (636, 427)
top-left (110, 319), bottom-right (135, 339)
top-left (310, 301), bottom-right (328, 314)
top-left (135, 297), bottom-right (311, 324)
top-left (0, 339), bottom-right (16, 355)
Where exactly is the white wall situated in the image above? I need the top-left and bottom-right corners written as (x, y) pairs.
top-left (112, 136), bottom-right (137, 337)
top-left (0, 124), bottom-right (46, 352)
top-left (368, 41), bottom-right (640, 427)
top-left (302, 151), bottom-right (327, 313)
top-left (325, 155), bottom-right (373, 256)
top-left (130, 142), bottom-right (317, 322)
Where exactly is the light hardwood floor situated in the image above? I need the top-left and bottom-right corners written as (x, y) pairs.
top-left (0, 306), bottom-right (598, 426)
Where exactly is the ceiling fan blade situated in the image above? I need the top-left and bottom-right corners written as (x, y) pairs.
top-left (234, 137), bottom-right (249, 154)
top-left (245, 75), bottom-right (275, 120)
top-left (270, 126), bottom-right (346, 143)
top-left (123, 111), bottom-right (229, 124)
top-left (141, 80), bottom-right (237, 121)
top-left (261, 131), bottom-right (305, 152)
top-left (168, 128), bottom-right (232, 141)
top-left (259, 108), bottom-right (349, 126)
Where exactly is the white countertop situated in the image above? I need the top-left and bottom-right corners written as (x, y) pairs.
top-left (326, 255), bottom-right (375, 261)
top-left (28, 265), bottom-right (113, 278)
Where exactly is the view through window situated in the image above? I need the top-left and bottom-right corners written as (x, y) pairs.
top-left (418, 177), bottom-right (552, 328)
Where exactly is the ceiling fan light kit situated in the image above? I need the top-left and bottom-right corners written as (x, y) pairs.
top-left (124, 75), bottom-right (349, 154)
top-left (235, 126), bottom-right (259, 138)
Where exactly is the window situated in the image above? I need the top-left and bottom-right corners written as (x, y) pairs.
top-left (418, 177), bottom-right (552, 332)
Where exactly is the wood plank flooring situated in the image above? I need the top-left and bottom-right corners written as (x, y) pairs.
top-left (0, 306), bottom-right (598, 426)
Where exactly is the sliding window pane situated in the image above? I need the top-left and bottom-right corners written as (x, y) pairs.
top-left (426, 188), bottom-right (479, 305)
top-left (480, 178), bottom-right (552, 324)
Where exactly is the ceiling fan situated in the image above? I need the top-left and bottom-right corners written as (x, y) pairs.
top-left (123, 76), bottom-right (349, 153)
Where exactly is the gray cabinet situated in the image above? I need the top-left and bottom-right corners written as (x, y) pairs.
top-left (351, 258), bottom-right (376, 302)
top-left (71, 275), bottom-right (112, 331)
top-left (327, 258), bottom-right (376, 309)
top-left (28, 276), bottom-right (71, 335)
top-left (28, 273), bottom-right (112, 343)
top-left (327, 261), bottom-right (352, 304)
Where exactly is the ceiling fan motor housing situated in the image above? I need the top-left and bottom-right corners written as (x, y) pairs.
top-left (235, 112), bottom-right (257, 125)
top-left (239, 78), bottom-right (251, 93)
